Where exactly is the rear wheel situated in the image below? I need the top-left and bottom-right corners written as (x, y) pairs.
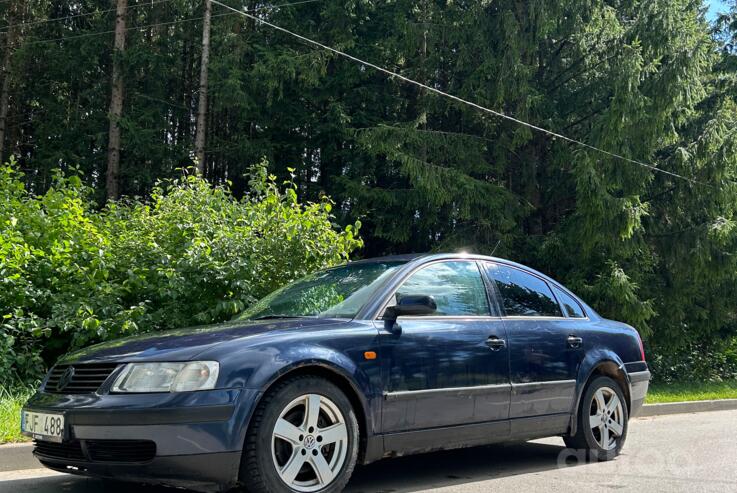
top-left (240, 376), bottom-right (359, 493)
top-left (564, 376), bottom-right (628, 461)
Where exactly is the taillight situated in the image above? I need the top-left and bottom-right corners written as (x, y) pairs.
top-left (637, 331), bottom-right (646, 361)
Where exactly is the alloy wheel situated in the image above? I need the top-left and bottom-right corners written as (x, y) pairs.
top-left (589, 386), bottom-right (625, 450)
top-left (271, 393), bottom-right (349, 492)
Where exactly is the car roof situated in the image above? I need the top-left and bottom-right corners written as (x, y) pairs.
top-left (348, 253), bottom-right (429, 264)
top-left (351, 252), bottom-right (574, 294)
top-left (417, 252), bottom-right (552, 278)
top-left (351, 252), bottom-right (543, 275)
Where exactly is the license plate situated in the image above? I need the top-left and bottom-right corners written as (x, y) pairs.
top-left (21, 411), bottom-right (65, 443)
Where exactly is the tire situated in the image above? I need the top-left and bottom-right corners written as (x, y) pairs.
top-left (564, 375), bottom-right (629, 461)
top-left (239, 376), bottom-right (359, 493)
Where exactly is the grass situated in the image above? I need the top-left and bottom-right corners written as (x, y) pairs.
top-left (0, 387), bottom-right (34, 444)
top-left (646, 379), bottom-right (737, 404)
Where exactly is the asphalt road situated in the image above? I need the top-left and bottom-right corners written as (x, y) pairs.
top-left (1, 410), bottom-right (735, 493)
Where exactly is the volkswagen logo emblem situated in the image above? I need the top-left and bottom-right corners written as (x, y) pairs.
top-left (56, 367), bottom-right (75, 391)
top-left (303, 435), bottom-right (317, 449)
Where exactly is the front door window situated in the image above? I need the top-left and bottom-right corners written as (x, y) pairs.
top-left (391, 261), bottom-right (490, 316)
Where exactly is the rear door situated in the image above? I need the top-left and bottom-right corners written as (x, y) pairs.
top-left (483, 262), bottom-right (585, 422)
top-left (379, 260), bottom-right (511, 433)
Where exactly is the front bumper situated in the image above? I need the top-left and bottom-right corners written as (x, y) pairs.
top-left (23, 387), bottom-right (261, 492)
top-left (37, 449), bottom-right (241, 492)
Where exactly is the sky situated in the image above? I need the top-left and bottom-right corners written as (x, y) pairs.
top-left (708, 0), bottom-right (730, 22)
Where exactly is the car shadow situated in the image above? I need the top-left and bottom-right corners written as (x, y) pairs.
top-left (0, 439), bottom-right (587, 493)
top-left (345, 438), bottom-right (585, 493)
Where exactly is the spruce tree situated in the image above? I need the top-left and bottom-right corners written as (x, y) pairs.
top-left (0, 0), bottom-right (735, 358)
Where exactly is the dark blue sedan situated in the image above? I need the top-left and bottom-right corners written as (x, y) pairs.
top-left (22, 253), bottom-right (650, 493)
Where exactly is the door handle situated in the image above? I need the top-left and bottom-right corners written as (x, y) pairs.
top-left (486, 336), bottom-right (506, 351)
top-left (567, 335), bottom-right (583, 349)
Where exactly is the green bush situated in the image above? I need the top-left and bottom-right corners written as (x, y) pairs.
top-left (648, 338), bottom-right (737, 384)
top-left (0, 163), bottom-right (362, 385)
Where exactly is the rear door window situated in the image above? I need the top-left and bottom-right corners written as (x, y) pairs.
top-left (484, 263), bottom-right (563, 317)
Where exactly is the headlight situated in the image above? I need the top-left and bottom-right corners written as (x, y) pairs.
top-left (111, 361), bottom-right (219, 393)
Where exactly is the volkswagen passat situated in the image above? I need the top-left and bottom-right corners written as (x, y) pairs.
top-left (22, 253), bottom-right (650, 492)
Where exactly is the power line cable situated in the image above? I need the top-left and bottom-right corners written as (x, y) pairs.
top-left (20, 0), bottom-right (322, 46)
top-left (211, 0), bottom-right (711, 188)
top-left (232, 0), bottom-right (323, 10)
top-left (0, 0), bottom-right (322, 33)
top-left (21, 12), bottom-right (232, 45)
top-left (0, 0), bottom-right (176, 33)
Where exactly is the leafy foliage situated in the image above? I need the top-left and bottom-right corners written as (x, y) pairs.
top-left (0, 163), bottom-right (361, 384)
top-left (649, 337), bottom-right (737, 384)
top-left (1, 0), bottom-right (737, 380)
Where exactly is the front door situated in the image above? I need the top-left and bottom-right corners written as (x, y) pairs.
top-left (378, 260), bottom-right (511, 433)
top-left (483, 262), bottom-right (585, 421)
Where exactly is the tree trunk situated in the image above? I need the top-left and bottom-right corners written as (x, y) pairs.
top-left (106, 0), bottom-right (127, 201)
top-left (0, 2), bottom-right (18, 164)
top-left (0, 37), bottom-right (14, 165)
top-left (194, 0), bottom-right (212, 174)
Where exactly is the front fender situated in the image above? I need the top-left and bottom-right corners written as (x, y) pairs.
top-left (215, 342), bottom-right (379, 454)
top-left (248, 343), bottom-right (372, 396)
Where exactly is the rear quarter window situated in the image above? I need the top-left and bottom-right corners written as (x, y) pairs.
top-left (552, 285), bottom-right (586, 318)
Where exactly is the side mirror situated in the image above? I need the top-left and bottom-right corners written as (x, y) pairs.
top-left (383, 294), bottom-right (437, 332)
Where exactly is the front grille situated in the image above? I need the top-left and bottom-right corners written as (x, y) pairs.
top-left (86, 439), bottom-right (156, 463)
top-left (34, 440), bottom-right (85, 461)
top-left (44, 363), bottom-right (120, 394)
top-left (34, 439), bottom-right (156, 464)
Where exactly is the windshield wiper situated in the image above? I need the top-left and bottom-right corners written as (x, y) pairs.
top-left (252, 315), bottom-right (316, 320)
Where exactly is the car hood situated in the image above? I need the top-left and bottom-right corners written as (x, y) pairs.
top-left (59, 318), bottom-right (344, 364)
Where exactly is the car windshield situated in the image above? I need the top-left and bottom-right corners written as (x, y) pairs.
top-left (237, 261), bottom-right (405, 320)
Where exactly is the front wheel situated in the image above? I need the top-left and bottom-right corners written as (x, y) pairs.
top-left (564, 375), bottom-right (628, 461)
top-left (240, 376), bottom-right (359, 493)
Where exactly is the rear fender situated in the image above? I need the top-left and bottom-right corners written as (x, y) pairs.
top-left (569, 349), bottom-right (632, 436)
